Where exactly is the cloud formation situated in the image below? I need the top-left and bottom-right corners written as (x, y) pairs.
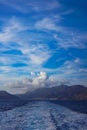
top-left (4, 72), bottom-right (71, 94)
top-left (0, 17), bottom-right (52, 77)
top-left (0, 0), bottom-right (60, 13)
top-left (0, 0), bottom-right (87, 93)
top-left (35, 17), bottom-right (87, 50)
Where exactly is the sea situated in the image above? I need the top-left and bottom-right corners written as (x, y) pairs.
top-left (0, 101), bottom-right (87, 130)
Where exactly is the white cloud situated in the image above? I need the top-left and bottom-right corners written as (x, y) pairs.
top-left (0, 66), bottom-right (11, 73)
top-left (4, 72), bottom-right (59, 94)
top-left (79, 68), bottom-right (87, 73)
top-left (0, 17), bottom-right (27, 43)
top-left (38, 72), bottom-right (48, 80)
top-left (0, 17), bottom-right (51, 67)
top-left (51, 60), bottom-right (79, 76)
top-left (1, 67), bottom-right (87, 94)
top-left (29, 52), bottom-right (50, 65)
top-left (36, 18), bottom-right (57, 30)
top-left (54, 34), bottom-right (86, 49)
top-left (0, 0), bottom-right (61, 13)
top-left (0, 13), bottom-right (87, 93)
top-left (30, 72), bottom-right (36, 76)
top-left (29, 72), bottom-right (49, 89)
top-left (74, 58), bottom-right (80, 64)
top-left (20, 44), bottom-right (51, 65)
top-left (35, 18), bottom-right (62, 32)
top-left (28, 0), bottom-right (61, 11)
top-left (35, 17), bottom-right (87, 50)
top-left (60, 9), bottom-right (74, 15)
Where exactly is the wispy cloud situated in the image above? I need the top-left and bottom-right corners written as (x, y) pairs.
top-left (0, 0), bottom-right (87, 92)
top-left (0, 0), bottom-right (61, 13)
top-left (79, 68), bottom-right (87, 73)
top-left (35, 17), bottom-right (87, 50)
top-left (54, 33), bottom-right (86, 49)
top-left (0, 17), bottom-right (52, 79)
top-left (0, 17), bottom-right (27, 43)
top-left (20, 44), bottom-right (51, 65)
top-left (74, 58), bottom-right (81, 64)
top-left (35, 18), bottom-right (62, 31)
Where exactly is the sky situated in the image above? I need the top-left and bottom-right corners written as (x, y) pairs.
top-left (0, 0), bottom-right (87, 94)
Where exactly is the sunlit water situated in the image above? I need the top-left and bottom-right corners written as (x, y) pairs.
top-left (0, 101), bottom-right (87, 130)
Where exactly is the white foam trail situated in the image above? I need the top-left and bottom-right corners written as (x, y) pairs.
top-left (0, 101), bottom-right (87, 130)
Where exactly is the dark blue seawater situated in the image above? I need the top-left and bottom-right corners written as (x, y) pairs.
top-left (0, 101), bottom-right (87, 130)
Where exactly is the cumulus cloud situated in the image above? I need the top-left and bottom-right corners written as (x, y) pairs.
top-left (2, 68), bottom-right (87, 94)
top-left (5, 71), bottom-right (73, 94)
top-left (25, 72), bottom-right (49, 89)
top-left (38, 72), bottom-right (48, 80)
top-left (5, 72), bottom-right (61, 94)
top-left (30, 72), bottom-right (36, 76)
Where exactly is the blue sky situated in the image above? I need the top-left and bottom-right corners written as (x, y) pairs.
top-left (0, 0), bottom-right (87, 93)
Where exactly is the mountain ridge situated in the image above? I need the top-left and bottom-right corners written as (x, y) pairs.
top-left (0, 91), bottom-right (27, 111)
top-left (18, 85), bottom-right (87, 100)
top-left (0, 90), bottom-right (20, 100)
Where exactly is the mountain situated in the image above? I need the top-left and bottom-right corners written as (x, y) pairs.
top-left (19, 85), bottom-right (87, 100)
top-left (0, 91), bottom-right (20, 101)
top-left (0, 91), bottom-right (27, 111)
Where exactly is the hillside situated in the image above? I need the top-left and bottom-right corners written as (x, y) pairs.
top-left (20, 85), bottom-right (87, 100)
top-left (0, 91), bottom-right (27, 111)
top-left (0, 91), bottom-right (19, 101)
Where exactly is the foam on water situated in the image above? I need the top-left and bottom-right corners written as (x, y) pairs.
top-left (0, 101), bottom-right (87, 130)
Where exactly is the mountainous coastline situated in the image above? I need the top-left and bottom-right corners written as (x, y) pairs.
top-left (19, 85), bottom-right (87, 100)
top-left (0, 85), bottom-right (87, 112)
top-left (0, 91), bottom-right (19, 101)
top-left (0, 91), bottom-right (27, 111)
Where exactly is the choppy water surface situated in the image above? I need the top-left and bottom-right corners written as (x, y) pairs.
top-left (0, 101), bottom-right (87, 130)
